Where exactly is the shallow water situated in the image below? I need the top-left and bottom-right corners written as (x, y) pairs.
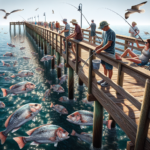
top-left (0, 25), bottom-right (131, 150)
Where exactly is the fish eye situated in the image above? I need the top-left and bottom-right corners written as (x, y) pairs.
top-left (35, 104), bottom-right (38, 106)
top-left (71, 114), bottom-right (74, 117)
top-left (63, 131), bottom-right (66, 133)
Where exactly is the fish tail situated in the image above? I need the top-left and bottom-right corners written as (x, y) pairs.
top-left (1, 88), bottom-right (8, 97)
top-left (107, 120), bottom-right (113, 130)
top-left (0, 132), bottom-right (7, 144)
top-left (42, 98), bottom-right (45, 101)
top-left (1, 61), bottom-right (5, 66)
top-left (13, 137), bottom-right (26, 149)
top-left (11, 75), bottom-right (16, 78)
top-left (71, 130), bottom-right (76, 136)
top-left (50, 103), bottom-right (53, 108)
top-left (139, 9), bottom-right (145, 13)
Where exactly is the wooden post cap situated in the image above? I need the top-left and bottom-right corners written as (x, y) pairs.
top-left (65, 63), bottom-right (70, 68)
top-left (87, 94), bottom-right (97, 102)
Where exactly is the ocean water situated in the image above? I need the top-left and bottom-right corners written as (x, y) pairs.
top-left (0, 24), bottom-right (149, 150)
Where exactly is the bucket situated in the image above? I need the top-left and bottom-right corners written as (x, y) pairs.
top-left (92, 59), bottom-right (101, 70)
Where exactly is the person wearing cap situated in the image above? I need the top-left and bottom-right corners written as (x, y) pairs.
top-left (129, 22), bottom-right (140, 51)
top-left (59, 18), bottom-right (70, 52)
top-left (95, 21), bottom-right (116, 87)
top-left (86, 20), bottom-right (96, 43)
top-left (66, 19), bottom-right (83, 63)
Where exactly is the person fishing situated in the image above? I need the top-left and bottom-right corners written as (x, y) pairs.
top-left (59, 19), bottom-right (70, 52)
top-left (95, 21), bottom-right (116, 87)
top-left (116, 39), bottom-right (150, 66)
top-left (86, 20), bottom-right (96, 44)
top-left (129, 22), bottom-right (140, 51)
top-left (66, 19), bottom-right (83, 63)
top-left (49, 22), bottom-right (52, 30)
top-left (56, 21), bottom-right (60, 32)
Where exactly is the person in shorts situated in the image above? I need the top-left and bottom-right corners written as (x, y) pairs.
top-left (66, 19), bottom-right (83, 63)
top-left (59, 18), bottom-right (70, 52)
top-left (95, 21), bottom-right (116, 87)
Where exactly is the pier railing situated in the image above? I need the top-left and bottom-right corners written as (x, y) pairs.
top-left (12, 22), bottom-right (150, 150)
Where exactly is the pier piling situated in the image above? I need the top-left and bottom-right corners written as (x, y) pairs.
top-left (68, 67), bottom-right (74, 99)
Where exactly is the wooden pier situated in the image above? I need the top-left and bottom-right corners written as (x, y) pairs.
top-left (10, 22), bottom-right (150, 150)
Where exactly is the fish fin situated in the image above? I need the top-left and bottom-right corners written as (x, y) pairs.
top-left (81, 120), bottom-right (87, 123)
top-left (30, 141), bottom-right (39, 146)
top-left (25, 113), bottom-right (32, 119)
top-left (54, 142), bottom-right (58, 147)
top-left (1, 88), bottom-right (8, 97)
top-left (18, 71), bottom-right (22, 74)
top-left (12, 127), bottom-right (20, 133)
top-left (107, 120), bottom-right (113, 130)
top-left (81, 132), bottom-right (87, 135)
top-left (32, 117), bottom-right (36, 122)
top-left (11, 75), bottom-right (16, 78)
top-left (26, 126), bottom-right (40, 135)
top-left (50, 103), bottom-right (53, 108)
top-left (22, 88), bottom-right (26, 91)
top-left (5, 113), bottom-right (13, 128)
top-left (42, 98), bottom-right (45, 101)
top-left (13, 137), bottom-right (25, 149)
top-left (0, 132), bottom-right (7, 144)
top-left (49, 137), bottom-right (56, 142)
top-left (1, 61), bottom-right (5, 66)
top-left (71, 130), bottom-right (76, 136)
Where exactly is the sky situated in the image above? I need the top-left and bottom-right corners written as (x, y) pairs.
top-left (0, 0), bottom-right (150, 26)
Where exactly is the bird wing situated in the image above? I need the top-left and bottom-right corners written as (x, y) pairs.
top-left (10, 9), bottom-right (24, 14)
top-left (131, 1), bottom-right (147, 10)
top-left (0, 9), bottom-right (6, 13)
top-left (52, 10), bottom-right (54, 14)
top-left (35, 8), bottom-right (39, 11)
top-left (125, 11), bottom-right (135, 19)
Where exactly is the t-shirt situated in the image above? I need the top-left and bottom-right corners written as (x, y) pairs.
top-left (56, 22), bottom-right (59, 28)
top-left (52, 22), bottom-right (54, 28)
top-left (64, 23), bottom-right (70, 37)
top-left (74, 24), bottom-right (83, 40)
top-left (129, 26), bottom-right (139, 37)
top-left (90, 23), bottom-right (96, 32)
top-left (49, 23), bottom-right (51, 27)
top-left (102, 28), bottom-right (116, 54)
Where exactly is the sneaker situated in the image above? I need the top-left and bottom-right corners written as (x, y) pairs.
top-left (101, 81), bottom-right (109, 87)
top-left (97, 79), bottom-right (105, 85)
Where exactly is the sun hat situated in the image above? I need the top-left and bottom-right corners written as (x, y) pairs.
top-left (70, 19), bottom-right (78, 24)
top-left (63, 18), bottom-right (67, 22)
top-left (132, 21), bottom-right (137, 25)
top-left (98, 21), bottom-right (110, 29)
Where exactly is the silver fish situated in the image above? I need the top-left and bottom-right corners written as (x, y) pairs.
top-left (1, 81), bottom-right (36, 97)
top-left (11, 70), bottom-right (33, 78)
top-left (1, 61), bottom-right (10, 67)
top-left (7, 43), bottom-right (15, 47)
top-left (13, 124), bottom-right (69, 149)
top-left (82, 98), bottom-right (94, 107)
top-left (59, 75), bottom-right (68, 84)
top-left (40, 55), bottom-right (56, 62)
top-left (55, 63), bottom-right (64, 68)
top-left (3, 52), bottom-right (14, 57)
top-left (13, 61), bottom-right (17, 67)
top-left (20, 47), bottom-right (26, 50)
top-left (0, 101), bottom-right (5, 108)
top-left (31, 52), bottom-right (38, 56)
top-left (50, 84), bottom-right (65, 93)
top-left (59, 96), bottom-right (77, 103)
top-left (50, 103), bottom-right (68, 115)
top-left (4, 77), bottom-right (12, 81)
top-left (0, 103), bottom-right (42, 144)
top-left (23, 57), bottom-right (31, 60)
top-left (35, 67), bottom-right (44, 72)
top-left (42, 89), bottom-right (51, 101)
top-left (71, 130), bottom-right (92, 144)
top-left (0, 73), bottom-right (5, 77)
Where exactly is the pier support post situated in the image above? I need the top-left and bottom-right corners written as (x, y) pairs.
top-left (126, 141), bottom-right (134, 150)
top-left (56, 52), bottom-right (61, 78)
top-left (68, 67), bottom-right (74, 99)
top-left (51, 33), bottom-right (55, 69)
top-left (41, 38), bottom-right (43, 50)
top-left (9, 23), bottom-right (11, 32)
top-left (134, 79), bottom-right (150, 150)
top-left (14, 24), bottom-right (16, 34)
top-left (44, 40), bottom-right (47, 54)
top-left (65, 40), bottom-right (70, 68)
top-left (93, 101), bottom-right (103, 149)
top-left (78, 45), bottom-right (83, 86)
top-left (38, 35), bottom-right (40, 47)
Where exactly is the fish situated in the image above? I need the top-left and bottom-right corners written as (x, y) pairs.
top-left (40, 55), bottom-right (56, 62)
top-left (11, 70), bottom-right (33, 78)
top-left (13, 60), bottom-right (17, 67)
top-left (50, 103), bottom-right (68, 115)
top-left (35, 67), bottom-right (44, 72)
top-left (31, 52), bottom-right (38, 56)
top-left (50, 84), bottom-right (65, 93)
top-left (1, 81), bottom-right (36, 97)
top-left (67, 110), bottom-right (112, 129)
top-left (0, 73), bottom-right (5, 77)
top-left (1, 61), bottom-right (10, 67)
top-left (59, 96), bottom-right (77, 103)
top-left (3, 52), bottom-right (14, 57)
top-left (0, 101), bottom-right (5, 108)
top-left (0, 103), bottom-right (42, 144)
top-left (20, 41), bottom-right (24, 43)
top-left (42, 89), bottom-right (51, 101)
top-left (20, 47), bottom-right (26, 50)
top-left (71, 130), bottom-right (92, 144)
top-left (22, 57), bottom-right (31, 60)
top-left (82, 98), bottom-right (94, 107)
top-left (55, 63), bottom-right (64, 68)
top-left (4, 77), bottom-right (12, 81)
top-left (59, 75), bottom-right (68, 84)
top-left (45, 80), bottom-right (52, 84)
top-left (13, 124), bottom-right (69, 149)
top-left (7, 43), bottom-right (15, 47)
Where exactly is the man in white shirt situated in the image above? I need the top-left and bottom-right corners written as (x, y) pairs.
top-left (129, 22), bottom-right (140, 51)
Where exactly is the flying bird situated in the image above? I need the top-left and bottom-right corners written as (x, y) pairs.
top-left (125, 1), bottom-right (147, 19)
top-left (35, 8), bottom-right (39, 11)
top-left (52, 10), bottom-right (54, 14)
top-left (144, 32), bottom-right (149, 35)
top-left (0, 9), bottom-right (24, 19)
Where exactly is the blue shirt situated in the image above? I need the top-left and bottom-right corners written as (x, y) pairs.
top-left (52, 22), bottom-right (54, 28)
top-left (90, 23), bottom-right (96, 32)
top-left (64, 23), bottom-right (70, 37)
top-left (102, 28), bottom-right (116, 54)
top-left (49, 23), bottom-right (51, 27)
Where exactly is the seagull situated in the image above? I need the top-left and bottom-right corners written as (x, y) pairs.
top-left (35, 8), bottom-right (39, 11)
top-left (144, 32), bottom-right (149, 35)
top-left (52, 10), bottom-right (54, 14)
top-left (125, 1), bottom-right (147, 19)
top-left (0, 9), bottom-right (24, 19)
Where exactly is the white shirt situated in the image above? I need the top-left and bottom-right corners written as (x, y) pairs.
top-left (129, 26), bottom-right (139, 37)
